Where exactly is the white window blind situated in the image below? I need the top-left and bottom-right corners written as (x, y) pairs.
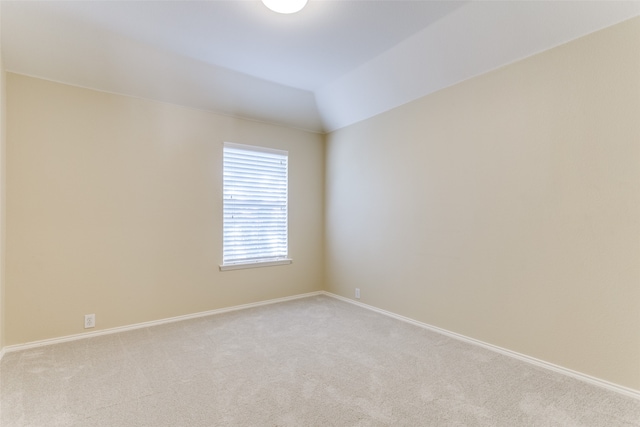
top-left (223, 143), bottom-right (289, 266)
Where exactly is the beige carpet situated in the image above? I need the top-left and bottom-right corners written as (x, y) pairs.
top-left (1, 295), bottom-right (639, 426)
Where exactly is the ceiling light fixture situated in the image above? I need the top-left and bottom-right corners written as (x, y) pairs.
top-left (261, 0), bottom-right (308, 14)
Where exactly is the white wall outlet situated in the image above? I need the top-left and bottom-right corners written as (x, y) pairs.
top-left (355, 288), bottom-right (360, 299)
top-left (84, 314), bottom-right (96, 329)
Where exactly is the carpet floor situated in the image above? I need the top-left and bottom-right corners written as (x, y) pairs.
top-left (1, 295), bottom-right (639, 426)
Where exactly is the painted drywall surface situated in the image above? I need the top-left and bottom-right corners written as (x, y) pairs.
top-left (0, 2), bottom-right (5, 351)
top-left (325, 18), bottom-right (640, 390)
top-left (0, 67), bottom-right (4, 352)
top-left (5, 73), bottom-right (324, 345)
top-left (0, 69), bottom-right (4, 353)
top-left (316, 2), bottom-right (640, 132)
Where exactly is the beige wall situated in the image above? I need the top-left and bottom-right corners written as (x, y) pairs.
top-left (0, 70), bottom-right (4, 353)
top-left (0, 3), bottom-right (5, 351)
top-left (325, 17), bottom-right (640, 390)
top-left (5, 73), bottom-right (324, 345)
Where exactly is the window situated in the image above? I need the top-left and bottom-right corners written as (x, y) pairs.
top-left (220, 142), bottom-right (291, 270)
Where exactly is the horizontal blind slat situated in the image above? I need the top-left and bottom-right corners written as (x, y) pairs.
top-left (223, 144), bottom-right (288, 265)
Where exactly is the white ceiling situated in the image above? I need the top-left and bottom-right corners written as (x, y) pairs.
top-left (2, 1), bottom-right (639, 133)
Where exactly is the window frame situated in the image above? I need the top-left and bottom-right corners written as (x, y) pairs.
top-left (219, 142), bottom-right (292, 271)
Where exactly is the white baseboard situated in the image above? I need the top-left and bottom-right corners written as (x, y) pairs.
top-left (322, 291), bottom-right (640, 401)
top-left (4, 289), bottom-right (638, 401)
top-left (2, 291), bottom-right (324, 355)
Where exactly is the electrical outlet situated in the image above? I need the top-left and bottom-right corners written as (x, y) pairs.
top-left (355, 288), bottom-right (360, 299)
top-left (84, 314), bottom-right (95, 329)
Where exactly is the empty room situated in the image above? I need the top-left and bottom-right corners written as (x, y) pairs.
top-left (0, 1), bottom-right (639, 426)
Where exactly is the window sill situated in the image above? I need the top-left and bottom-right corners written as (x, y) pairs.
top-left (219, 259), bottom-right (292, 271)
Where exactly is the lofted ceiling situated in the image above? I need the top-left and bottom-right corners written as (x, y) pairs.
top-left (2, 1), bottom-right (639, 133)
